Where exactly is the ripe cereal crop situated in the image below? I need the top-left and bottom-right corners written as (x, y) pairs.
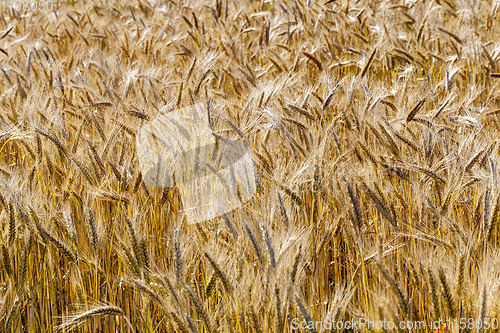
top-left (1, 0), bottom-right (500, 332)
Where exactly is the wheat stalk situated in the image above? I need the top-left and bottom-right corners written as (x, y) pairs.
top-left (439, 268), bottom-right (456, 319)
top-left (56, 305), bottom-right (126, 332)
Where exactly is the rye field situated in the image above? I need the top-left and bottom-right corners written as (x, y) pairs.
top-left (1, 0), bottom-right (500, 332)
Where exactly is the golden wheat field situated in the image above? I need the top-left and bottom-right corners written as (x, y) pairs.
top-left (2, 0), bottom-right (500, 331)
